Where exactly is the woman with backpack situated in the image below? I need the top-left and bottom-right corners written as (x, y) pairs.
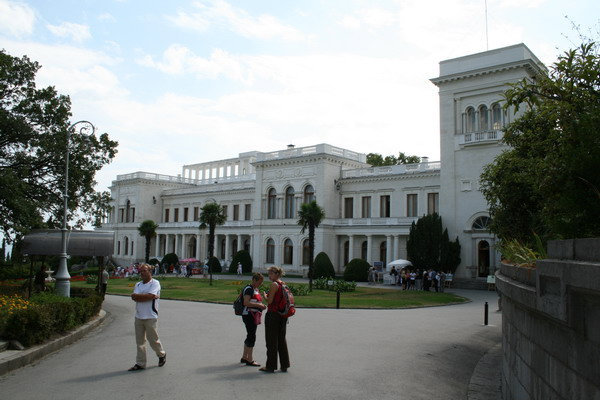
top-left (260, 266), bottom-right (291, 373)
top-left (240, 273), bottom-right (267, 367)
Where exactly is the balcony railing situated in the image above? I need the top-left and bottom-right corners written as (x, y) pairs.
top-left (462, 130), bottom-right (503, 145)
top-left (341, 161), bottom-right (441, 179)
top-left (255, 144), bottom-right (366, 163)
top-left (116, 171), bottom-right (256, 186)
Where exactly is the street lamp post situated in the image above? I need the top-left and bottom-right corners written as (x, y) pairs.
top-left (55, 120), bottom-right (95, 297)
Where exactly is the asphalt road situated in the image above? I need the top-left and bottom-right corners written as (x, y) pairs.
top-left (0, 289), bottom-right (501, 400)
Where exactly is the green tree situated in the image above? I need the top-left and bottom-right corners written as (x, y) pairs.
top-left (298, 200), bottom-right (325, 292)
top-left (0, 50), bottom-right (118, 241)
top-left (406, 213), bottom-right (460, 272)
top-left (313, 251), bottom-right (335, 279)
top-left (481, 41), bottom-right (600, 243)
top-left (366, 152), bottom-right (420, 166)
top-left (199, 202), bottom-right (226, 285)
top-left (137, 220), bottom-right (158, 263)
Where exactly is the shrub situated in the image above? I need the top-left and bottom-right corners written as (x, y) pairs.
top-left (1, 288), bottom-right (102, 347)
top-left (314, 277), bottom-right (357, 292)
top-left (343, 258), bottom-right (370, 282)
top-left (162, 253), bottom-right (179, 268)
top-left (86, 275), bottom-right (98, 285)
top-left (148, 258), bottom-right (160, 266)
top-left (0, 265), bottom-right (29, 280)
top-left (207, 256), bottom-right (222, 273)
top-left (287, 283), bottom-right (309, 296)
top-left (313, 252), bottom-right (335, 278)
top-left (228, 250), bottom-right (253, 273)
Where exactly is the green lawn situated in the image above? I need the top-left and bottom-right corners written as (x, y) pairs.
top-left (71, 277), bottom-right (467, 309)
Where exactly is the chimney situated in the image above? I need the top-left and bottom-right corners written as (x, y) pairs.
top-left (287, 144), bottom-right (295, 149)
top-left (421, 156), bottom-right (429, 164)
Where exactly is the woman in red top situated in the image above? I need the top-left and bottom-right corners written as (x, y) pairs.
top-left (241, 273), bottom-right (266, 367)
top-left (259, 266), bottom-right (290, 373)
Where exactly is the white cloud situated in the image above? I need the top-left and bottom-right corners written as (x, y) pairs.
top-left (0, 0), bottom-right (36, 37)
top-left (167, 0), bottom-right (308, 41)
top-left (98, 12), bottom-right (116, 23)
top-left (47, 22), bottom-right (91, 43)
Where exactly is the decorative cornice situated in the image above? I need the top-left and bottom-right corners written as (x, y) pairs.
top-left (430, 60), bottom-right (545, 86)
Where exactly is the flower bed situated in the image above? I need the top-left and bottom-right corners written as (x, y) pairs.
top-left (0, 287), bottom-right (102, 347)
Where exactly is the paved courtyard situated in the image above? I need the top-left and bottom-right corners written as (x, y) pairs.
top-left (0, 289), bottom-right (501, 400)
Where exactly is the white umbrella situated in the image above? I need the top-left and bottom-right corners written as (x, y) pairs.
top-left (386, 259), bottom-right (412, 272)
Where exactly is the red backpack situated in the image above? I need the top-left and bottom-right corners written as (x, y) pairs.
top-left (276, 281), bottom-right (296, 318)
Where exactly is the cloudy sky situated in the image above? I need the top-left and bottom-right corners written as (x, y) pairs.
top-left (0, 0), bottom-right (597, 192)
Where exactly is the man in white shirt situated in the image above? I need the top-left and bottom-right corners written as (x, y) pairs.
top-left (128, 264), bottom-right (166, 371)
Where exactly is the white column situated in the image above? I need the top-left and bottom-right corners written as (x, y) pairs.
top-left (393, 235), bottom-right (399, 260)
top-left (175, 234), bottom-right (180, 257)
top-left (237, 234), bottom-right (243, 252)
top-left (366, 235), bottom-right (373, 265)
top-left (155, 234), bottom-right (161, 258)
top-left (348, 235), bottom-right (354, 261)
top-left (196, 234), bottom-right (201, 260)
top-left (386, 235), bottom-right (392, 265)
top-left (225, 234), bottom-right (230, 260)
top-left (182, 234), bottom-right (188, 259)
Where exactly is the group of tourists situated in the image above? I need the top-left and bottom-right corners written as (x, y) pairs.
top-left (388, 267), bottom-right (448, 292)
top-left (127, 264), bottom-right (290, 374)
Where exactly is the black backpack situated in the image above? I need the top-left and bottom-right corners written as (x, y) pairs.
top-left (233, 285), bottom-right (251, 315)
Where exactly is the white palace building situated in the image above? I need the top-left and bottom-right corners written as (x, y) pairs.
top-left (101, 44), bottom-right (546, 279)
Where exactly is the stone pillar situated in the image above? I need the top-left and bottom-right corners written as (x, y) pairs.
top-left (225, 234), bottom-right (230, 261)
top-left (386, 235), bottom-right (392, 265)
top-left (393, 235), bottom-right (399, 260)
top-left (237, 234), bottom-right (243, 252)
top-left (181, 234), bottom-right (187, 259)
top-left (366, 235), bottom-right (373, 265)
top-left (196, 234), bottom-right (201, 260)
top-left (348, 235), bottom-right (354, 261)
top-left (155, 234), bottom-right (161, 258)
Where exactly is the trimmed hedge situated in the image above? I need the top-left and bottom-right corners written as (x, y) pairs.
top-left (313, 277), bottom-right (357, 292)
top-left (343, 258), bottom-right (371, 282)
top-left (207, 256), bottom-right (222, 273)
top-left (228, 250), bottom-right (253, 273)
top-left (1, 287), bottom-right (103, 347)
top-left (313, 252), bottom-right (335, 279)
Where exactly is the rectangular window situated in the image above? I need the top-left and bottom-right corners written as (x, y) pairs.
top-left (130, 208), bottom-right (135, 222)
top-left (344, 197), bottom-right (354, 218)
top-left (117, 241), bottom-right (120, 255)
top-left (245, 204), bottom-right (251, 220)
top-left (233, 204), bottom-right (239, 221)
top-left (361, 196), bottom-right (371, 218)
top-left (427, 193), bottom-right (439, 215)
top-left (222, 205), bottom-right (228, 220)
top-left (164, 208), bottom-right (170, 223)
top-left (407, 194), bottom-right (418, 217)
top-left (119, 208), bottom-right (124, 223)
top-left (174, 208), bottom-right (179, 222)
top-left (193, 206), bottom-right (199, 221)
top-left (380, 195), bottom-right (390, 218)
top-left (183, 207), bottom-right (189, 222)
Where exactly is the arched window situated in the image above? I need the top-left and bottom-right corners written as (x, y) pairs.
top-left (465, 107), bottom-right (475, 133)
top-left (220, 238), bottom-right (226, 259)
top-left (126, 200), bottom-right (131, 223)
top-left (117, 241), bottom-right (121, 255)
top-left (267, 188), bottom-right (277, 219)
top-left (303, 185), bottom-right (315, 204)
top-left (379, 242), bottom-right (387, 266)
top-left (343, 240), bottom-right (349, 266)
top-left (302, 239), bottom-right (310, 265)
top-left (285, 187), bottom-right (295, 219)
top-left (131, 241), bottom-right (134, 255)
top-left (266, 238), bottom-right (275, 263)
top-left (479, 105), bottom-right (489, 131)
top-left (361, 241), bottom-right (367, 260)
top-left (492, 103), bottom-right (502, 129)
top-left (231, 239), bottom-right (238, 259)
top-left (124, 237), bottom-right (129, 255)
top-left (472, 216), bottom-right (491, 230)
top-left (283, 239), bottom-right (293, 265)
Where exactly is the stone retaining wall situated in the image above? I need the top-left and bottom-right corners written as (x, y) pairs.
top-left (496, 238), bottom-right (600, 400)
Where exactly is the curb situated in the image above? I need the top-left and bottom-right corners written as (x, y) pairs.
top-left (467, 342), bottom-right (503, 400)
top-left (0, 309), bottom-right (107, 377)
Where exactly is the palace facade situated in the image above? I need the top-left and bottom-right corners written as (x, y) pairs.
top-left (101, 43), bottom-right (545, 279)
